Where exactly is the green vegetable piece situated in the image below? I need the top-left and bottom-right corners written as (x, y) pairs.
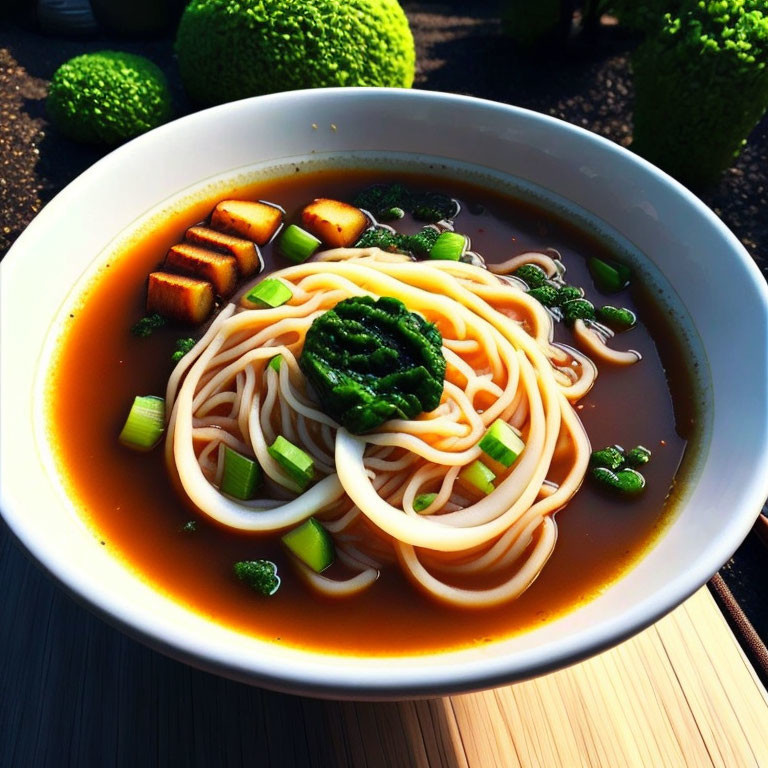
top-left (352, 185), bottom-right (457, 223)
top-left (513, 264), bottom-right (548, 289)
top-left (527, 285), bottom-right (559, 307)
top-left (179, 520), bottom-right (198, 533)
top-left (353, 184), bottom-right (413, 221)
top-left (413, 493), bottom-right (438, 513)
top-left (591, 466), bottom-right (646, 497)
top-left (354, 225), bottom-right (439, 258)
top-left (233, 559), bottom-right (281, 596)
top-left (268, 354), bottom-right (282, 372)
top-left (47, 51), bottom-right (172, 145)
top-left (175, 1), bottom-right (415, 107)
top-left (131, 313), bottom-right (166, 338)
top-left (220, 447), bottom-right (263, 499)
top-left (562, 298), bottom-right (596, 326)
top-left (354, 226), bottom-right (402, 251)
top-left (459, 460), bottom-right (496, 495)
top-left (299, 296), bottom-right (446, 434)
top-left (596, 305), bottom-right (637, 332)
top-left (625, 445), bottom-right (652, 468)
top-left (245, 278), bottom-right (293, 309)
top-left (588, 256), bottom-right (630, 293)
top-left (279, 224), bottom-right (321, 263)
top-left (268, 435), bottom-right (314, 490)
top-left (479, 419), bottom-right (525, 467)
top-left (119, 395), bottom-right (165, 451)
top-left (554, 285), bottom-right (583, 306)
top-left (281, 518), bottom-right (335, 573)
top-left (589, 445), bottom-right (625, 471)
top-left (631, 0), bottom-right (768, 187)
top-left (428, 232), bottom-right (467, 261)
top-left (171, 337), bottom-right (196, 362)
top-left (411, 191), bottom-right (459, 223)
top-left (402, 226), bottom-right (440, 257)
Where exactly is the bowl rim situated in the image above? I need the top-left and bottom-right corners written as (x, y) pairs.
top-left (2, 87), bottom-right (768, 699)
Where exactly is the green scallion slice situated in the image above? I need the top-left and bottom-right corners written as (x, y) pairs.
top-left (220, 447), bottom-right (262, 500)
top-left (268, 435), bottom-right (314, 490)
top-left (245, 278), bottom-right (293, 309)
top-left (428, 231), bottom-right (467, 261)
top-left (281, 518), bottom-right (335, 572)
top-left (268, 354), bottom-right (282, 372)
top-left (413, 493), bottom-right (438, 513)
top-left (279, 224), bottom-right (321, 263)
top-left (588, 257), bottom-right (630, 293)
top-left (479, 420), bottom-right (525, 467)
top-left (459, 460), bottom-right (496, 495)
top-left (119, 395), bottom-right (165, 451)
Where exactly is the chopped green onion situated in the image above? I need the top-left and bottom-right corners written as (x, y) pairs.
top-left (268, 354), bottom-right (282, 372)
top-left (413, 493), bottom-right (438, 513)
top-left (179, 520), bottom-right (198, 533)
top-left (625, 445), bottom-right (651, 467)
top-left (245, 278), bottom-right (293, 309)
top-left (591, 466), bottom-right (646, 496)
top-left (589, 445), bottom-right (625, 471)
top-left (119, 395), bottom-right (165, 451)
top-left (282, 518), bottom-right (335, 572)
top-left (479, 419), bottom-right (525, 467)
top-left (279, 224), bottom-right (321, 263)
top-left (459, 460), bottom-right (496, 495)
top-left (220, 447), bottom-right (262, 499)
top-left (588, 256), bottom-right (631, 293)
top-left (268, 435), bottom-right (314, 490)
top-left (596, 305), bottom-right (637, 332)
top-left (428, 231), bottom-right (466, 261)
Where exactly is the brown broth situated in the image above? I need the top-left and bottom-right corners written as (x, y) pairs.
top-left (47, 169), bottom-right (692, 656)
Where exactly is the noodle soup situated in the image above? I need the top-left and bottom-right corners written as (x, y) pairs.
top-left (48, 169), bottom-right (692, 656)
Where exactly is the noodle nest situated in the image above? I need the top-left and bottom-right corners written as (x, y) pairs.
top-left (165, 249), bottom-right (595, 607)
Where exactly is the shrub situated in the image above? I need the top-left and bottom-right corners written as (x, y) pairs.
top-left (47, 51), bottom-right (172, 145)
top-left (175, 0), bottom-right (415, 106)
top-left (632, 0), bottom-right (768, 187)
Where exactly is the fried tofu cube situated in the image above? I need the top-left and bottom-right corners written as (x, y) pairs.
top-left (185, 226), bottom-right (262, 277)
top-left (165, 243), bottom-right (238, 297)
top-left (301, 198), bottom-right (369, 248)
top-left (210, 200), bottom-right (283, 245)
top-left (147, 272), bottom-right (214, 325)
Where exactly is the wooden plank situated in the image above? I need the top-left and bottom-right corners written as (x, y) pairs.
top-left (2, 524), bottom-right (767, 768)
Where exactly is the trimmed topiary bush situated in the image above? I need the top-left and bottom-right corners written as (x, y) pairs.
top-left (632, 1), bottom-right (768, 187)
top-left (175, 0), bottom-right (415, 107)
top-left (611, 0), bottom-right (685, 33)
top-left (47, 51), bottom-right (172, 145)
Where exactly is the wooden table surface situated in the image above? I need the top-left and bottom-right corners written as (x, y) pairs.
top-left (3, 519), bottom-right (768, 768)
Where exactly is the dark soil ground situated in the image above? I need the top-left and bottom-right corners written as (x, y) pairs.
top-left (1, 0), bottom-right (767, 647)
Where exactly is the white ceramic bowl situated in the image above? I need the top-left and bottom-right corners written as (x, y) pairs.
top-left (2, 88), bottom-right (767, 699)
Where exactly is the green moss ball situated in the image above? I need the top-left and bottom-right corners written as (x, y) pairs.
top-left (47, 51), bottom-right (173, 146)
top-left (175, 0), bottom-right (415, 106)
